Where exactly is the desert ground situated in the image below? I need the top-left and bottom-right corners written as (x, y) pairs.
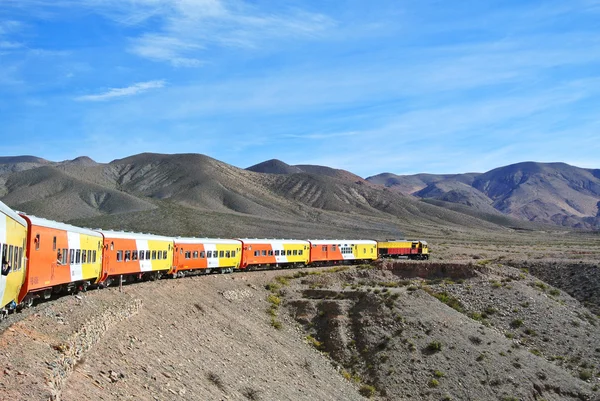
top-left (1, 234), bottom-right (599, 401)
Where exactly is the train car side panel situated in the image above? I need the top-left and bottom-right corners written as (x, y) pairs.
top-left (0, 202), bottom-right (27, 311)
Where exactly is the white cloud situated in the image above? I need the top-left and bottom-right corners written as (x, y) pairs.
top-left (75, 80), bottom-right (166, 101)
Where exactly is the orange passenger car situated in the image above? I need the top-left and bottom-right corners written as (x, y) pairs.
top-left (19, 214), bottom-right (103, 305)
top-left (308, 240), bottom-right (378, 266)
top-left (239, 239), bottom-right (310, 269)
top-left (98, 230), bottom-right (174, 285)
top-left (172, 237), bottom-right (242, 276)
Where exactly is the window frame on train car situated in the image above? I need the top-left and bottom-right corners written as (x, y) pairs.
top-left (125, 250), bottom-right (131, 261)
top-left (299, 250), bottom-right (303, 255)
top-left (69, 249), bottom-right (74, 264)
top-left (254, 250), bottom-right (259, 257)
top-left (18, 247), bottom-right (23, 270)
top-left (8, 245), bottom-right (14, 269)
top-left (116, 250), bottom-right (123, 262)
top-left (82, 250), bottom-right (88, 263)
top-left (132, 250), bottom-right (138, 261)
top-left (268, 250), bottom-right (273, 256)
top-left (35, 234), bottom-right (40, 251)
top-left (162, 250), bottom-right (167, 259)
top-left (225, 251), bottom-right (230, 258)
top-left (200, 251), bottom-right (205, 258)
top-left (275, 250), bottom-right (280, 256)
top-left (151, 250), bottom-right (157, 260)
top-left (261, 250), bottom-right (266, 256)
top-left (61, 248), bottom-right (67, 264)
top-left (193, 251), bottom-right (198, 259)
top-left (322, 246), bottom-right (326, 252)
top-left (207, 250), bottom-right (212, 258)
top-left (52, 236), bottom-right (57, 251)
top-left (93, 250), bottom-right (97, 263)
top-left (146, 250), bottom-right (151, 260)
top-left (219, 250), bottom-right (224, 258)
top-left (287, 250), bottom-right (292, 256)
top-left (231, 250), bottom-right (236, 258)
top-left (185, 251), bottom-right (191, 259)
top-left (293, 249), bottom-right (298, 256)
top-left (332, 245), bottom-right (337, 251)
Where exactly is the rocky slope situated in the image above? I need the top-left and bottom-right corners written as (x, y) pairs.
top-left (367, 162), bottom-right (600, 229)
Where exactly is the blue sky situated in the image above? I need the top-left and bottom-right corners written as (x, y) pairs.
top-left (1, 0), bottom-right (599, 177)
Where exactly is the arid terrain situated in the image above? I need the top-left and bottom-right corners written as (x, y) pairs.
top-left (1, 238), bottom-right (599, 401)
top-left (1, 153), bottom-right (599, 400)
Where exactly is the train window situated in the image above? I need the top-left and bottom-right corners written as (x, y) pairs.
top-left (268, 250), bottom-right (273, 256)
top-left (1, 244), bottom-right (6, 267)
top-left (116, 250), bottom-right (123, 262)
top-left (286, 250), bottom-right (291, 256)
top-left (219, 250), bottom-right (224, 258)
top-left (293, 250), bottom-right (297, 256)
top-left (180, 248), bottom-right (184, 254)
top-left (231, 251), bottom-right (236, 258)
top-left (35, 234), bottom-right (40, 250)
top-left (185, 251), bottom-right (191, 259)
top-left (261, 250), bottom-right (266, 256)
top-left (299, 250), bottom-right (303, 255)
top-left (18, 247), bottom-right (23, 270)
top-left (132, 251), bottom-right (138, 261)
top-left (70, 249), bottom-right (74, 263)
top-left (275, 250), bottom-right (280, 256)
top-left (200, 251), bottom-right (205, 258)
top-left (163, 251), bottom-right (167, 259)
top-left (8, 246), bottom-right (14, 269)
top-left (146, 250), bottom-right (151, 260)
top-left (158, 251), bottom-right (163, 260)
top-left (332, 245), bottom-right (337, 251)
top-left (76, 250), bottom-right (81, 264)
top-left (53, 236), bottom-right (57, 251)
top-left (87, 250), bottom-right (92, 261)
top-left (61, 248), bottom-right (67, 264)
top-left (151, 250), bottom-right (157, 260)
top-left (82, 250), bottom-right (87, 263)
top-left (110, 242), bottom-right (114, 251)
top-left (125, 250), bottom-right (131, 261)
top-left (93, 250), bottom-right (97, 262)
top-left (254, 251), bottom-right (259, 257)
top-left (225, 251), bottom-right (230, 258)
top-left (322, 246), bottom-right (326, 252)
top-left (193, 251), bottom-right (198, 259)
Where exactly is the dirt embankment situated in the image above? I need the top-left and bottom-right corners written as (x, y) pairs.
top-left (280, 262), bottom-right (600, 400)
top-left (1, 259), bottom-right (600, 401)
top-left (504, 260), bottom-right (600, 315)
top-left (1, 269), bottom-right (366, 401)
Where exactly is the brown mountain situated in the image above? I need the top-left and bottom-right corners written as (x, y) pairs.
top-left (0, 153), bottom-right (549, 241)
top-left (367, 162), bottom-right (600, 229)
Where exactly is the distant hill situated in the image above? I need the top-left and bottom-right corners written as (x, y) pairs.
top-left (1, 154), bottom-right (598, 233)
top-left (0, 153), bottom-right (553, 240)
top-left (367, 162), bottom-right (600, 229)
top-left (247, 159), bottom-right (368, 184)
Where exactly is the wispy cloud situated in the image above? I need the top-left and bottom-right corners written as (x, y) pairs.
top-left (75, 80), bottom-right (166, 101)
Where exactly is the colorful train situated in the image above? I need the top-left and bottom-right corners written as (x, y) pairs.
top-left (0, 200), bottom-right (429, 316)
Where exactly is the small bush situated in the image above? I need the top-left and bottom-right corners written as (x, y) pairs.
top-left (434, 370), bottom-right (445, 378)
top-left (270, 318), bottom-right (282, 330)
top-left (359, 384), bottom-right (376, 398)
top-left (579, 369), bottom-right (593, 381)
top-left (426, 341), bottom-right (443, 353)
top-left (510, 319), bottom-right (523, 329)
top-left (265, 282), bottom-right (280, 292)
top-left (306, 335), bottom-right (323, 349)
top-left (267, 294), bottom-right (281, 306)
top-left (428, 378), bottom-right (439, 387)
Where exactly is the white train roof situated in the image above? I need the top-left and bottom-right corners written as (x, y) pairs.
top-left (20, 213), bottom-right (101, 237)
top-left (0, 201), bottom-right (26, 227)
top-left (174, 237), bottom-right (242, 245)
top-left (97, 230), bottom-right (174, 242)
top-left (307, 240), bottom-right (377, 246)
top-left (238, 239), bottom-right (310, 245)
